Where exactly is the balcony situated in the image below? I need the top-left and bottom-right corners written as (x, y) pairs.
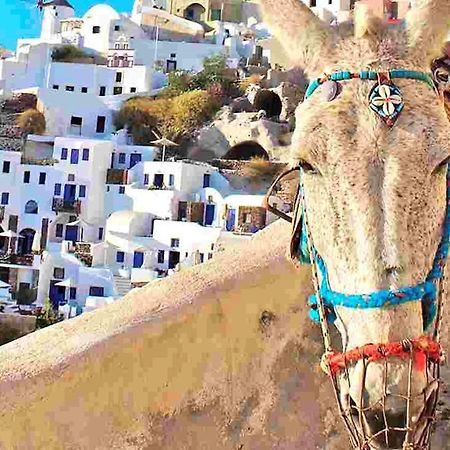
top-left (0, 253), bottom-right (34, 266)
top-left (106, 169), bottom-right (128, 185)
top-left (52, 198), bottom-right (81, 215)
top-left (73, 243), bottom-right (93, 267)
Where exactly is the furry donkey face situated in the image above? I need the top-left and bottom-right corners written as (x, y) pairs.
top-left (260, 0), bottom-right (450, 447)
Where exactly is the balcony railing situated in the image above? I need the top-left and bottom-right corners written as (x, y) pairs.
top-left (0, 253), bottom-right (34, 266)
top-left (52, 198), bottom-right (81, 214)
top-left (73, 242), bottom-right (93, 267)
top-left (106, 169), bottom-right (128, 185)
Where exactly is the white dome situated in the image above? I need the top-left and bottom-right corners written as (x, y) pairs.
top-left (83, 4), bottom-right (121, 21)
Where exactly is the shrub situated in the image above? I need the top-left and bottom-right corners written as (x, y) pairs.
top-left (239, 74), bottom-right (264, 92)
top-left (115, 90), bottom-right (221, 143)
top-left (51, 45), bottom-right (92, 63)
top-left (16, 109), bottom-right (46, 135)
top-left (240, 157), bottom-right (284, 181)
top-left (36, 298), bottom-right (64, 329)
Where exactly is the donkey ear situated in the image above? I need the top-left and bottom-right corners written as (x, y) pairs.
top-left (353, 3), bottom-right (386, 40)
top-left (259, 0), bottom-right (333, 74)
top-left (406, 0), bottom-right (450, 65)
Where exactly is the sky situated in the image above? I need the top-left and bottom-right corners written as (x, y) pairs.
top-left (0, 0), bottom-right (133, 50)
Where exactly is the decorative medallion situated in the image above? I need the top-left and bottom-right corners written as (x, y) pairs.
top-left (369, 82), bottom-right (404, 127)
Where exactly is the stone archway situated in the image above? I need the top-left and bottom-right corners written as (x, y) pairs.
top-left (253, 90), bottom-right (282, 118)
top-left (184, 3), bottom-right (206, 21)
top-left (223, 141), bottom-right (270, 160)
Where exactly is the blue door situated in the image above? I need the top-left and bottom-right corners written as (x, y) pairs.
top-left (63, 184), bottom-right (76, 202)
top-left (133, 251), bottom-right (144, 268)
top-left (226, 209), bottom-right (236, 231)
top-left (49, 281), bottom-right (65, 308)
top-left (205, 204), bottom-right (215, 226)
top-left (65, 225), bottom-right (78, 242)
top-left (129, 153), bottom-right (142, 168)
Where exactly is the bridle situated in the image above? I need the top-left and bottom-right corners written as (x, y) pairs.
top-left (264, 69), bottom-right (448, 449)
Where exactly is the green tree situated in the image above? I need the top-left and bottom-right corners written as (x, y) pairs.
top-left (51, 45), bottom-right (92, 63)
top-left (16, 109), bottom-right (46, 136)
top-left (36, 298), bottom-right (64, 329)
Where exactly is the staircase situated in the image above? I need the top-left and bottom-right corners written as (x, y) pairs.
top-left (113, 275), bottom-right (132, 298)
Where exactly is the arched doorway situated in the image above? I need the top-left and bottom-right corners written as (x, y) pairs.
top-left (184, 3), bottom-right (206, 21)
top-left (223, 141), bottom-right (270, 160)
top-left (18, 229), bottom-right (35, 255)
top-left (253, 90), bottom-right (283, 118)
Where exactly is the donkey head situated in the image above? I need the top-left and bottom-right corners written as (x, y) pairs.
top-left (261, 0), bottom-right (450, 447)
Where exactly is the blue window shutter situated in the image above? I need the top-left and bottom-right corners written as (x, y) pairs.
top-left (1, 193), bottom-right (9, 205)
top-left (56, 224), bottom-right (64, 237)
top-left (119, 186), bottom-right (125, 194)
top-left (39, 172), bottom-right (46, 185)
top-left (98, 227), bottom-right (104, 240)
top-left (69, 287), bottom-right (77, 300)
top-left (169, 174), bottom-right (174, 186)
top-left (144, 174), bottom-right (149, 185)
top-left (116, 251), bottom-right (125, 263)
top-left (82, 148), bottom-right (90, 161)
top-left (70, 149), bottom-right (79, 164)
top-left (61, 148), bottom-right (68, 160)
top-left (79, 185), bottom-right (86, 197)
top-left (54, 183), bottom-right (61, 195)
top-left (119, 153), bottom-right (126, 164)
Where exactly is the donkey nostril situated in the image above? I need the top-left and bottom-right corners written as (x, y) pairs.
top-left (365, 409), bottom-right (407, 449)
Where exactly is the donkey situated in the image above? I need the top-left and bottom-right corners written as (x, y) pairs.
top-left (260, 0), bottom-right (450, 448)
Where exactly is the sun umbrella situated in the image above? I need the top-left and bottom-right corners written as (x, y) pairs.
top-left (32, 231), bottom-right (41, 253)
top-left (150, 137), bottom-right (179, 162)
top-left (0, 230), bottom-right (20, 238)
top-left (55, 278), bottom-right (76, 288)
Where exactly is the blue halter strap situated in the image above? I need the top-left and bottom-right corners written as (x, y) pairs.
top-left (301, 69), bottom-right (447, 330)
top-left (306, 165), bottom-right (450, 330)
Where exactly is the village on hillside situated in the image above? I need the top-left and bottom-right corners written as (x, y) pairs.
top-left (0, 0), bottom-right (427, 341)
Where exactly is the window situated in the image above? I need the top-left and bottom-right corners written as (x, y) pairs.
top-left (115, 72), bottom-right (122, 82)
top-left (106, 186), bottom-right (110, 192)
top-left (61, 148), bottom-right (68, 160)
top-left (70, 148), bottom-right (79, 164)
top-left (81, 87), bottom-right (88, 93)
top-left (92, 26), bottom-right (100, 33)
top-left (211, 243), bottom-right (214, 250)
top-left (208, 253), bottom-right (213, 260)
top-left (98, 227), bottom-right (104, 240)
top-left (210, 9), bottom-right (221, 20)
top-left (99, 86), bottom-right (106, 96)
top-left (82, 148), bottom-right (89, 161)
top-left (24, 200), bottom-right (38, 214)
top-left (1, 193), bottom-right (8, 205)
top-left (170, 53), bottom-right (176, 58)
top-left (79, 185), bottom-right (86, 197)
top-left (171, 238), bottom-right (180, 248)
top-left (169, 174), bottom-right (174, 186)
top-left (143, 174), bottom-right (149, 185)
top-left (310, 0), bottom-right (316, 6)
top-left (68, 174), bottom-right (75, 182)
top-left (69, 287), bottom-right (77, 300)
top-left (52, 84), bottom-right (59, 90)
top-left (114, 25), bottom-right (120, 31)
top-left (207, 195), bottom-right (213, 203)
top-left (70, 116), bottom-right (82, 127)
top-left (39, 172), bottom-right (46, 185)
top-left (2, 161), bottom-right (10, 173)
top-left (118, 153), bottom-right (126, 164)
top-left (119, 186), bottom-right (125, 194)
top-left (130, 87), bottom-right (136, 93)
top-left (65, 85), bottom-right (74, 92)
top-left (96, 116), bottom-right (106, 133)
top-left (113, 86), bottom-right (123, 95)
top-left (185, 252), bottom-right (189, 257)
top-left (157, 250), bottom-right (164, 263)
top-left (116, 251), bottom-right (125, 263)
top-left (55, 223), bottom-right (64, 237)
top-left (53, 184), bottom-right (61, 196)
top-left (203, 173), bottom-right (210, 188)
top-left (53, 267), bottom-right (64, 279)
top-left (23, 171), bottom-right (30, 183)
top-left (89, 286), bottom-right (105, 297)
top-left (200, 253), bottom-right (204, 263)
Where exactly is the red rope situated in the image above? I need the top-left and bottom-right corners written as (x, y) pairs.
top-left (325, 336), bottom-right (442, 376)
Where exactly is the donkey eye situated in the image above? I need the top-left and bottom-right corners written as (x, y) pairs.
top-left (432, 156), bottom-right (450, 174)
top-left (299, 159), bottom-right (320, 175)
top-left (434, 68), bottom-right (450, 84)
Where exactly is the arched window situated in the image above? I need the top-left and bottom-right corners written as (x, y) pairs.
top-left (25, 200), bottom-right (38, 214)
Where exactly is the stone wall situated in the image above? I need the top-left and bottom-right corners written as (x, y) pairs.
top-left (237, 206), bottom-right (266, 232)
top-left (0, 313), bottom-right (36, 346)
